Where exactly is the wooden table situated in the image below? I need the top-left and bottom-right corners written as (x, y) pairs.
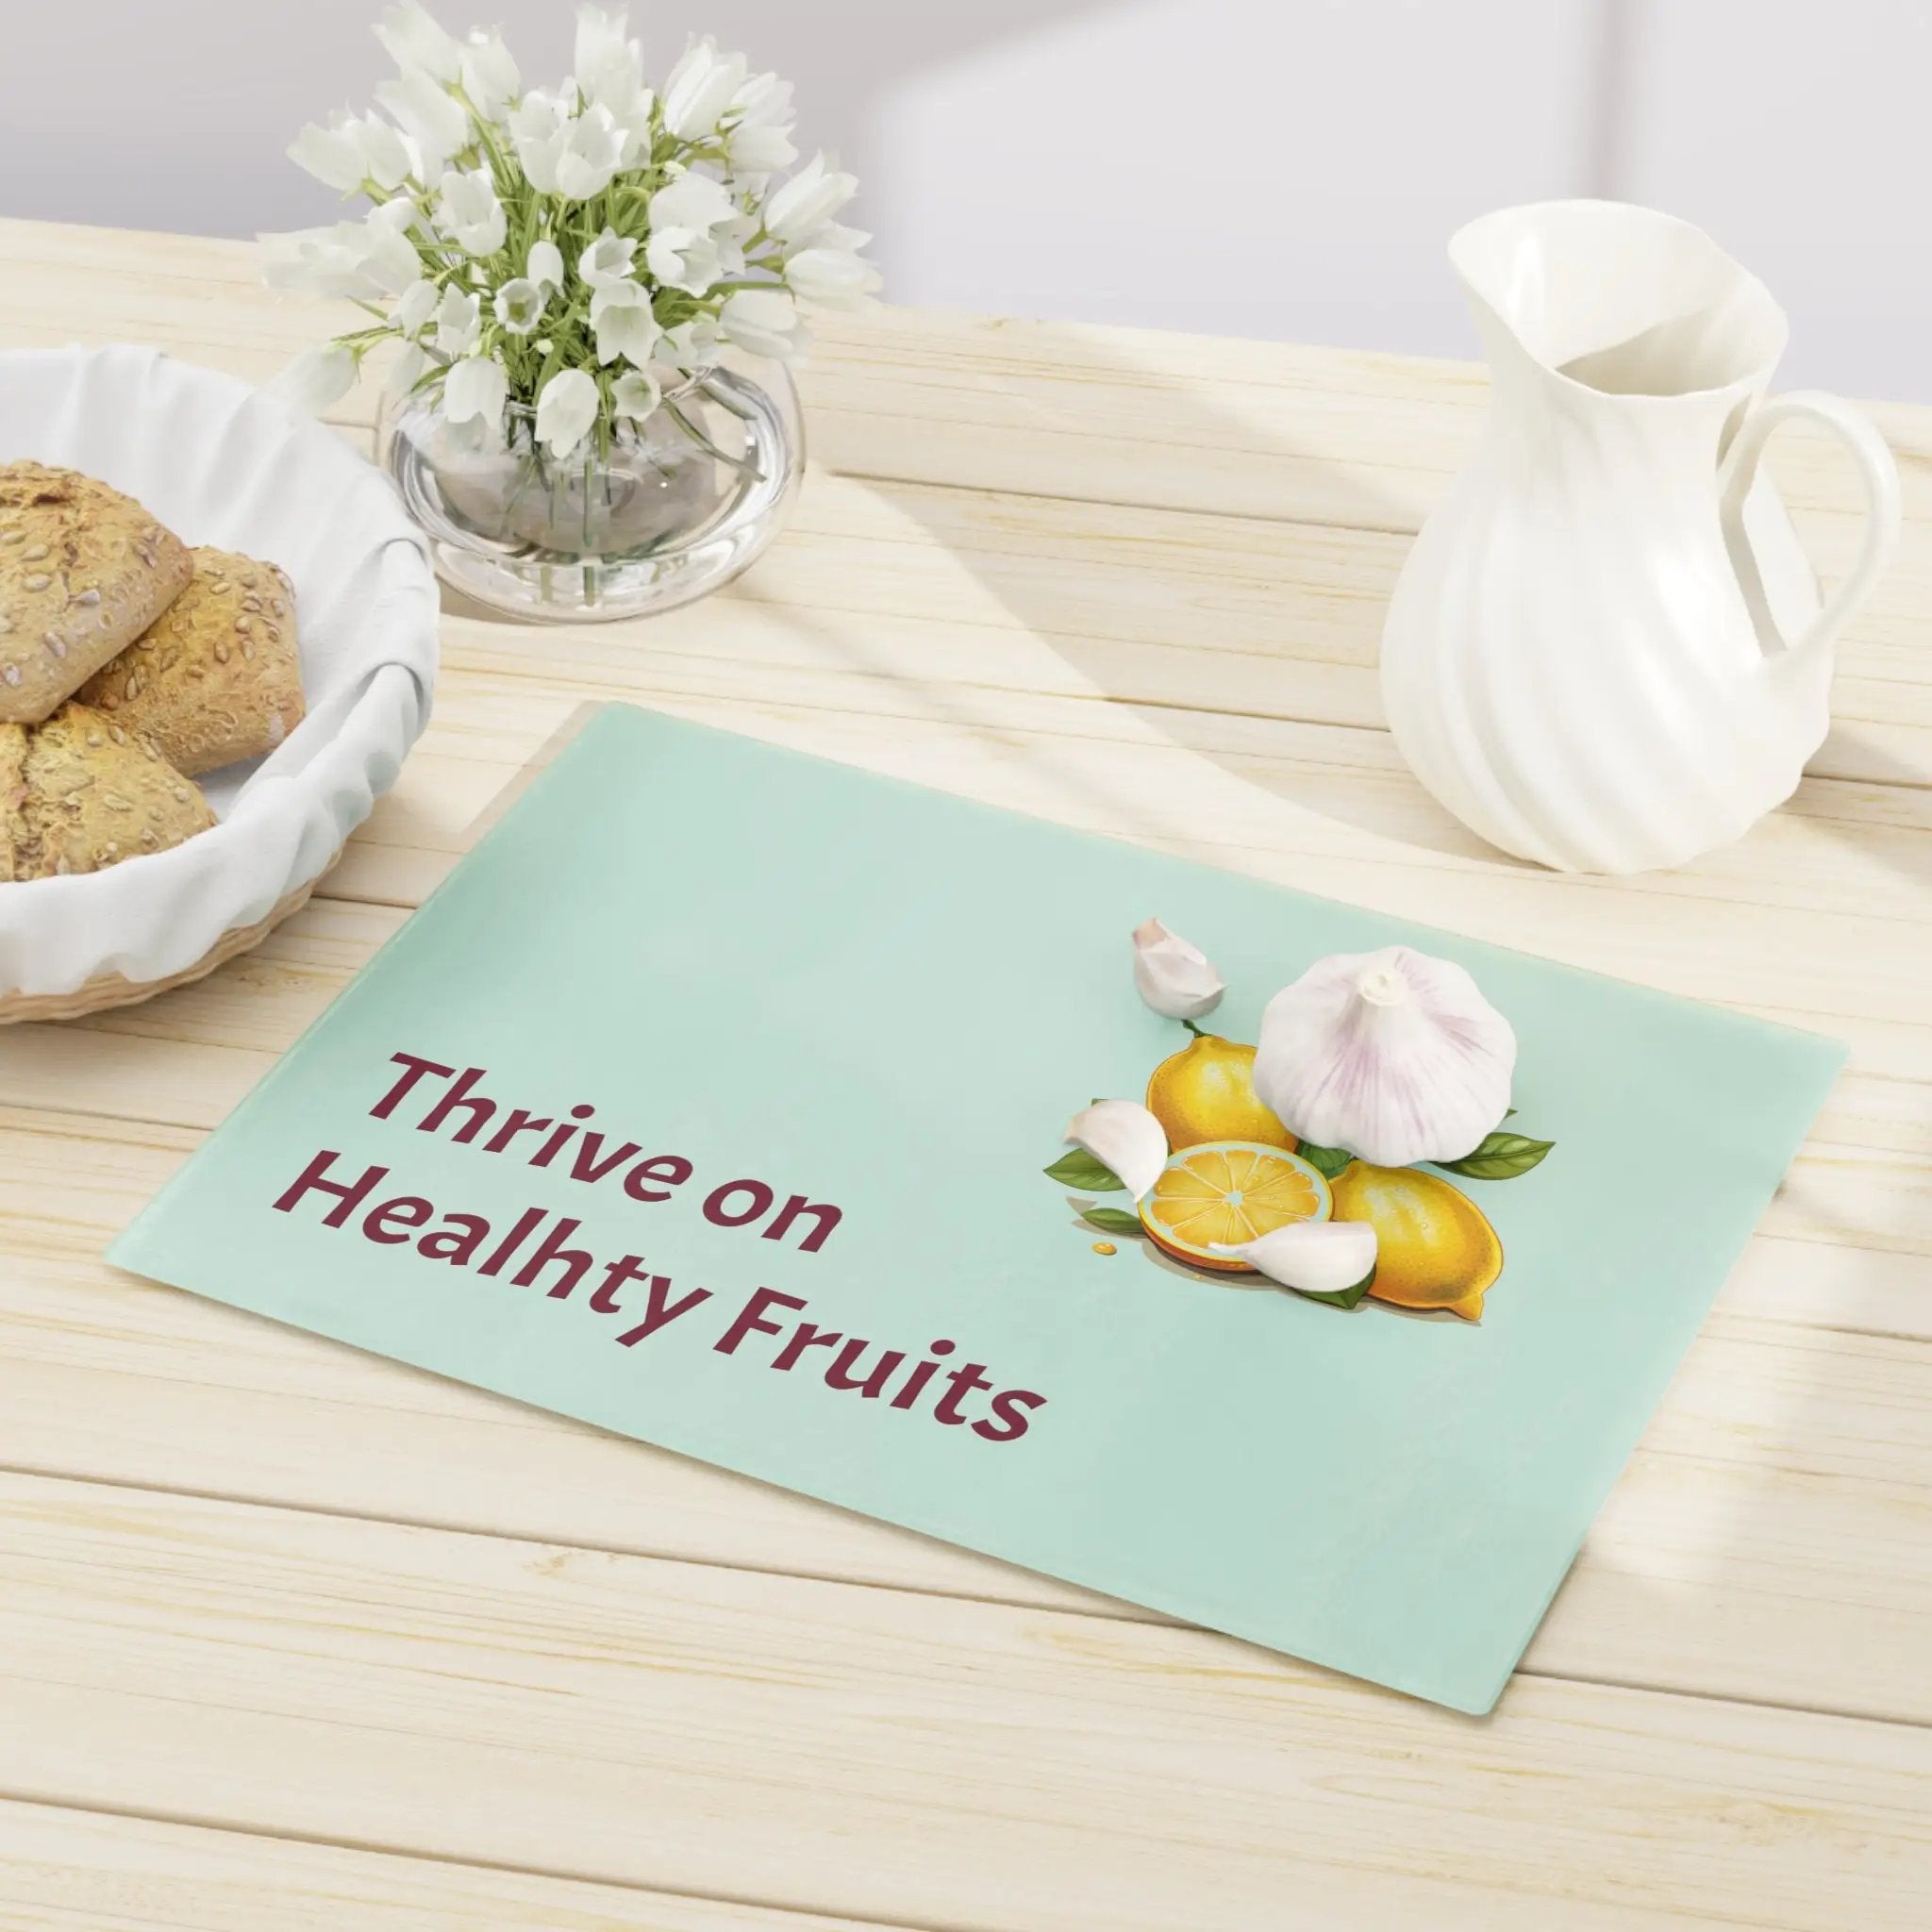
top-left (2, 217), bottom-right (1930, 1931)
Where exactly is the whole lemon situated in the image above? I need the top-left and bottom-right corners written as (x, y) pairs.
top-left (1145, 1032), bottom-right (1297, 1152)
top-left (1329, 1161), bottom-right (1502, 1322)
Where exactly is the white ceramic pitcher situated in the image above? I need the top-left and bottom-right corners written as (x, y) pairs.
top-left (1381, 200), bottom-right (1901, 874)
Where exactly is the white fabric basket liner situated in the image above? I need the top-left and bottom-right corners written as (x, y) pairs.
top-left (0, 345), bottom-right (439, 996)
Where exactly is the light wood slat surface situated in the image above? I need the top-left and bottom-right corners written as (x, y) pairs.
top-left (5, 215), bottom-right (1932, 1928)
top-left (4, 217), bottom-right (1926, 538)
top-left (0, 1800), bottom-right (896, 1932)
top-left (5, 1474), bottom-right (1932, 1932)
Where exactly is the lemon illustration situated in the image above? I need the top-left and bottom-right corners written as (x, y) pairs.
top-left (1329, 1161), bottom-right (1502, 1322)
top-left (1140, 1141), bottom-right (1331, 1274)
top-left (1146, 1032), bottom-right (1297, 1152)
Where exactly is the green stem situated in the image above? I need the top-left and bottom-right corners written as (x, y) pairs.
top-left (664, 397), bottom-right (762, 479)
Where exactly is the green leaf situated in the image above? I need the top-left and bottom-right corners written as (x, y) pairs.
top-left (1295, 1141), bottom-right (1356, 1180)
top-left (1291, 1266), bottom-right (1377, 1309)
top-left (1437, 1131), bottom-right (1555, 1180)
top-left (1079, 1207), bottom-right (1144, 1237)
top-left (1044, 1148), bottom-right (1125, 1191)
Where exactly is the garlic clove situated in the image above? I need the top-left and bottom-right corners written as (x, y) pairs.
top-left (1252, 944), bottom-right (1516, 1170)
top-left (1212, 1219), bottom-right (1377, 1295)
top-left (1131, 917), bottom-right (1224, 1021)
top-left (1064, 1099), bottom-right (1169, 1201)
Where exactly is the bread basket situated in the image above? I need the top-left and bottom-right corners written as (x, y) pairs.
top-left (0, 345), bottom-right (439, 1019)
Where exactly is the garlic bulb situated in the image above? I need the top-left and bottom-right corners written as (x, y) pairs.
top-left (1252, 944), bottom-right (1515, 1169)
top-left (1064, 1099), bottom-right (1169, 1201)
top-left (1212, 1220), bottom-right (1376, 1295)
top-left (1131, 918), bottom-right (1224, 1021)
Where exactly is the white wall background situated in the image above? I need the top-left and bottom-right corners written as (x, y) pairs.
top-left (1, 0), bottom-right (1926, 397)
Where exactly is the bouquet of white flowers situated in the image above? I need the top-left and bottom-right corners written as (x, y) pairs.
top-left (266, 1), bottom-right (878, 469)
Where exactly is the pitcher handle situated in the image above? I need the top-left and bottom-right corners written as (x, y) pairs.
top-left (1719, 390), bottom-right (1902, 667)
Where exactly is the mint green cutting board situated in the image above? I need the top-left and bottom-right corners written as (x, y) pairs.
top-left (111, 704), bottom-right (1844, 1713)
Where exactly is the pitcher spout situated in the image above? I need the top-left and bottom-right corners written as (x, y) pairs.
top-left (1450, 201), bottom-right (1788, 408)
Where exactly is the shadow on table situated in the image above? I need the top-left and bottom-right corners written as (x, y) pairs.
top-left (804, 310), bottom-right (1517, 869)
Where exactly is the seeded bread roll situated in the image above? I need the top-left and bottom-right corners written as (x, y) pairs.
top-left (77, 547), bottom-right (304, 775)
top-left (0, 701), bottom-right (214, 882)
top-left (0, 724), bottom-right (25, 884)
top-left (0, 462), bottom-right (193, 726)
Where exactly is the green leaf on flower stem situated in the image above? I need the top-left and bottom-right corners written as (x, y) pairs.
top-left (1079, 1207), bottom-right (1145, 1237)
top-left (1294, 1141), bottom-right (1357, 1180)
top-left (1437, 1131), bottom-right (1555, 1180)
top-left (1044, 1148), bottom-right (1126, 1191)
top-left (1291, 1267), bottom-right (1377, 1310)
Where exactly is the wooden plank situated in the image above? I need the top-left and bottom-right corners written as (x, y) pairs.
top-left (1, 1106), bottom-right (1929, 1724)
top-left (3, 1474), bottom-right (1930, 1932)
top-left (2, 215), bottom-right (1926, 541)
top-left (17, 669), bottom-right (1932, 1085)
top-left (403, 468), bottom-right (1932, 789)
top-left (4, 222), bottom-right (1928, 790)
top-left (0, 1797), bottom-right (890, 1932)
top-left (321, 651), bottom-right (1932, 924)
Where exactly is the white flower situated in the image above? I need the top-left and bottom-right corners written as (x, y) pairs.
top-left (508, 88), bottom-right (571, 192)
top-left (591, 279), bottom-right (661, 367)
top-left (660, 35), bottom-right (747, 141)
top-left (574, 4), bottom-right (652, 151)
top-left (612, 367), bottom-right (662, 422)
top-left (1129, 919), bottom-right (1224, 1021)
top-left (442, 352), bottom-right (508, 428)
top-left (765, 151), bottom-right (858, 246)
top-left (552, 103), bottom-right (627, 201)
top-left (1062, 1101), bottom-right (1168, 1203)
top-left (375, 67), bottom-right (468, 168)
top-left (458, 29), bottom-right (520, 117)
top-left (576, 227), bottom-right (637, 288)
top-left (386, 339), bottom-right (430, 397)
top-left (375, 1), bottom-right (460, 81)
top-left (720, 286), bottom-right (803, 359)
top-left (288, 111), bottom-right (412, 192)
top-left (649, 170), bottom-right (738, 233)
top-left (435, 167), bottom-right (506, 256)
top-left (271, 343), bottom-right (357, 414)
top-left (574, 5), bottom-right (631, 88)
top-left (493, 277), bottom-right (546, 334)
top-left (644, 227), bottom-right (724, 296)
top-left (535, 367), bottom-right (599, 459)
top-left (259, 211), bottom-right (416, 299)
top-left (726, 71), bottom-right (796, 177)
top-left (433, 284), bottom-right (480, 354)
top-left (360, 117), bottom-right (417, 190)
top-left (259, 226), bottom-right (339, 295)
top-left (392, 275), bottom-right (440, 336)
top-left (658, 314), bottom-right (722, 372)
top-left (527, 239), bottom-right (564, 291)
top-left (287, 121), bottom-right (367, 193)
top-left (785, 241), bottom-right (880, 310)
top-left (643, 174), bottom-right (740, 294)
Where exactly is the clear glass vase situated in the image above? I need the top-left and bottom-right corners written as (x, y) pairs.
top-left (378, 358), bottom-right (803, 622)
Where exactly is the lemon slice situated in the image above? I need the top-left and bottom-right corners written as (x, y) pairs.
top-left (1140, 1141), bottom-right (1331, 1274)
